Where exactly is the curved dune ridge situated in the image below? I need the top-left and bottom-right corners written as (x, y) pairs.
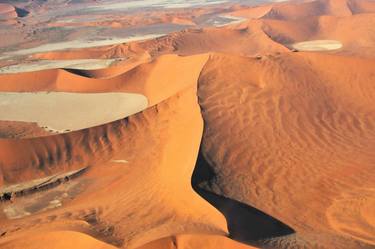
top-left (0, 0), bottom-right (374, 248)
top-left (0, 85), bottom-right (228, 249)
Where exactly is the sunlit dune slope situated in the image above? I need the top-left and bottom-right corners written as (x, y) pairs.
top-left (0, 54), bottom-right (208, 105)
top-left (1, 231), bottom-right (117, 249)
top-left (0, 54), bottom-right (208, 183)
top-left (137, 234), bottom-right (259, 249)
top-left (260, 13), bottom-right (375, 56)
top-left (197, 52), bottom-right (375, 248)
top-left (232, 0), bottom-right (375, 21)
top-left (0, 87), bottom-right (227, 248)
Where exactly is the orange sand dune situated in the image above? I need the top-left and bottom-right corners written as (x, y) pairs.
top-left (24, 0), bottom-right (375, 68)
top-left (0, 231), bottom-right (117, 249)
top-left (137, 234), bottom-right (259, 249)
top-left (197, 52), bottom-right (375, 248)
top-left (31, 22), bottom-right (288, 62)
top-left (0, 0), bottom-right (375, 248)
top-left (31, 43), bottom-right (138, 60)
top-left (257, 0), bottom-right (375, 20)
top-left (242, 12), bottom-right (374, 57)
top-left (0, 54), bottom-right (208, 106)
top-left (0, 54), bottom-right (208, 184)
top-left (70, 52), bottom-right (152, 79)
top-left (138, 24), bottom-right (288, 57)
top-left (0, 87), bottom-right (227, 248)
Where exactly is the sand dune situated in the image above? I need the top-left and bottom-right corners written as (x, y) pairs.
top-left (197, 52), bottom-right (375, 248)
top-left (0, 54), bottom-right (208, 183)
top-left (0, 231), bottom-right (117, 249)
top-left (137, 234), bottom-right (259, 249)
top-left (0, 0), bottom-right (374, 248)
top-left (0, 87), bottom-right (227, 249)
top-left (0, 54), bottom-right (209, 106)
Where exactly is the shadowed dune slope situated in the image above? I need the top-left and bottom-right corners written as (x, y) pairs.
top-left (197, 52), bottom-right (375, 248)
top-left (192, 151), bottom-right (295, 244)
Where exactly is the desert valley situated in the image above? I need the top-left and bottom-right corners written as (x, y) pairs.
top-left (0, 0), bottom-right (374, 248)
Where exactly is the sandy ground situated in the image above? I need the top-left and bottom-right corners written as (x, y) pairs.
top-left (0, 0), bottom-right (374, 249)
top-left (197, 52), bottom-right (375, 248)
top-left (0, 92), bottom-right (148, 132)
top-left (292, 40), bottom-right (343, 51)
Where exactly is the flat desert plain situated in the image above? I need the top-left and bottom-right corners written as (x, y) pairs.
top-left (0, 0), bottom-right (374, 249)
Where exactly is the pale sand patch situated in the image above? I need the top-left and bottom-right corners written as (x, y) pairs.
top-left (1, 168), bottom-right (87, 219)
top-left (3, 206), bottom-right (31, 219)
top-left (0, 92), bottom-right (148, 132)
top-left (292, 40), bottom-right (343, 51)
top-left (88, 0), bottom-right (228, 11)
top-left (0, 59), bottom-right (118, 74)
top-left (1, 34), bottom-right (165, 58)
top-left (111, 160), bottom-right (129, 164)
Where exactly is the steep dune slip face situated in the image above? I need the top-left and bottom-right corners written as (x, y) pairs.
top-left (197, 53), bottom-right (375, 248)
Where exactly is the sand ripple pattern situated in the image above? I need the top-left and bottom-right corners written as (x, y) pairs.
top-left (198, 53), bottom-right (375, 248)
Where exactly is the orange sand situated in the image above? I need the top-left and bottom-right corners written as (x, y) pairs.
top-left (0, 0), bottom-right (374, 248)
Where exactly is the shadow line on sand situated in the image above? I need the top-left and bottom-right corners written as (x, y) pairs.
top-left (192, 150), bottom-right (295, 245)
